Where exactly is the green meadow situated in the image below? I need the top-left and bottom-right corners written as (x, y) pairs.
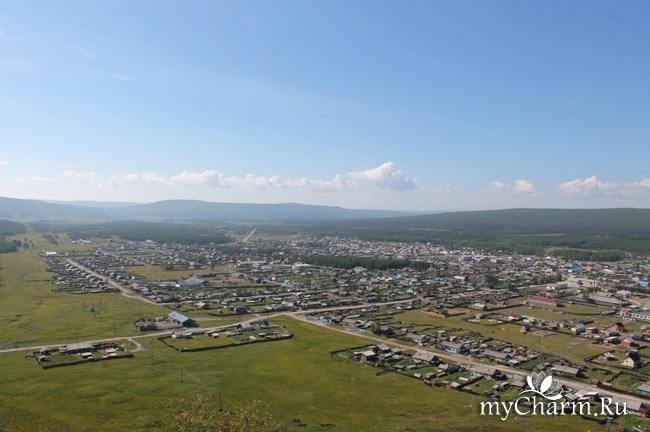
top-left (0, 244), bottom-right (632, 431)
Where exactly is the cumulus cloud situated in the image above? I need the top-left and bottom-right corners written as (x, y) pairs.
top-left (558, 175), bottom-right (650, 197)
top-left (489, 179), bottom-right (538, 195)
top-left (91, 162), bottom-right (421, 193)
top-left (169, 170), bottom-right (221, 186)
top-left (346, 162), bottom-right (419, 191)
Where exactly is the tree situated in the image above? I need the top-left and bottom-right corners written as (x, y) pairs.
top-left (161, 394), bottom-right (285, 432)
top-left (484, 274), bottom-right (498, 289)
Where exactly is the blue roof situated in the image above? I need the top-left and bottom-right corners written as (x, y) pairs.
top-left (636, 281), bottom-right (649, 287)
top-left (168, 311), bottom-right (190, 323)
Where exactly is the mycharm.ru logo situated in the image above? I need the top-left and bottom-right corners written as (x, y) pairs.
top-left (480, 371), bottom-right (628, 421)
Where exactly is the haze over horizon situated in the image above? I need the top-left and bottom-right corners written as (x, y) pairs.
top-left (2, 1), bottom-right (649, 211)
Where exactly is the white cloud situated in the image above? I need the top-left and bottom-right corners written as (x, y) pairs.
top-left (346, 162), bottom-right (419, 191)
top-left (108, 172), bottom-right (169, 186)
top-left (558, 175), bottom-right (650, 197)
top-left (16, 176), bottom-right (52, 183)
top-left (60, 171), bottom-right (100, 180)
top-left (489, 179), bottom-right (538, 195)
top-left (169, 170), bottom-right (221, 186)
top-left (56, 162), bottom-right (423, 194)
top-left (98, 163), bottom-right (416, 191)
top-left (0, 160), bottom-right (8, 166)
top-left (430, 182), bottom-right (461, 194)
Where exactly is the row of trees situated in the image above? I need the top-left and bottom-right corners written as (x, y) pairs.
top-left (297, 254), bottom-right (431, 271)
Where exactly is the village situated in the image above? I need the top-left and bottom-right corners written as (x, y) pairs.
top-left (37, 234), bottom-right (650, 423)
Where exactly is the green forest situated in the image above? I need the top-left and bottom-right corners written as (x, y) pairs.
top-left (0, 220), bottom-right (27, 253)
top-left (253, 208), bottom-right (650, 258)
top-left (29, 221), bottom-right (232, 245)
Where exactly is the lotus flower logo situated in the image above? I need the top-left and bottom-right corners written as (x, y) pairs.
top-left (521, 371), bottom-right (563, 401)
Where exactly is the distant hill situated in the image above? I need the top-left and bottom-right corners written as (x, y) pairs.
top-left (280, 208), bottom-right (650, 256)
top-left (104, 200), bottom-right (411, 221)
top-left (0, 197), bottom-right (108, 221)
top-left (0, 197), bottom-right (412, 221)
top-left (331, 208), bottom-right (650, 234)
top-left (44, 200), bottom-right (139, 208)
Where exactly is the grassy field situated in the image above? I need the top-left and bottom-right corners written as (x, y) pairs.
top-left (0, 242), bottom-right (644, 431)
top-left (0, 314), bottom-right (605, 432)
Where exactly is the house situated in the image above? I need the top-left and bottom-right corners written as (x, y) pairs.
top-left (59, 342), bottom-right (96, 355)
top-left (234, 305), bottom-right (248, 314)
top-left (610, 322), bottom-right (626, 332)
top-left (571, 323), bottom-right (586, 335)
top-left (405, 333), bottom-right (430, 345)
top-left (635, 383), bottom-right (650, 397)
top-left (482, 349), bottom-right (510, 363)
top-left (237, 323), bottom-right (255, 332)
top-left (412, 351), bottom-right (440, 365)
top-left (195, 301), bottom-right (209, 310)
top-left (622, 352), bottom-right (643, 369)
top-left (354, 350), bottom-right (378, 363)
top-left (471, 365), bottom-right (504, 380)
top-left (168, 311), bottom-right (197, 327)
top-left (171, 331), bottom-right (192, 339)
top-left (621, 337), bottom-right (639, 348)
top-left (510, 378), bottom-right (527, 390)
top-left (599, 352), bottom-right (616, 362)
top-left (610, 396), bottom-right (650, 416)
top-left (440, 341), bottom-right (465, 354)
top-left (135, 318), bottom-right (157, 331)
top-left (377, 326), bottom-right (396, 336)
top-left (552, 365), bottom-right (582, 378)
top-left (438, 363), bottom-right (460, 374)
top-left (376, 343), bottom-right (392, 353)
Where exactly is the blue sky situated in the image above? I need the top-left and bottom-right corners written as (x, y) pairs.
top-left (1, 1), bottom-right (649, 211)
